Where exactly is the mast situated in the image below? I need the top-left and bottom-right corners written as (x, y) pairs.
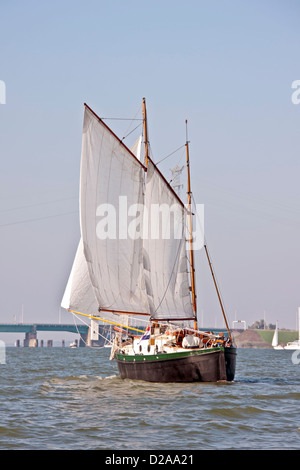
top-left (185, 120), bottom-right (197, 330)
top-left (143, 97), bottom-right (149, 167)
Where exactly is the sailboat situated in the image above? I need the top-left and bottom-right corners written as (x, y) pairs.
top-left (284, 308), bottom-right (300, 350)
top-left (272, 322), bottom-right (283, 350)
top-left (61, 99), bottom-right (237, 383)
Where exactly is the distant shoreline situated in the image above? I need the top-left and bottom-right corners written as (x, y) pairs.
top-left (233, 329), bottom-right (298, 348)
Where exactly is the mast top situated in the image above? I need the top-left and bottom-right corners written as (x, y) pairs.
top-left (142, 98), bottom-right (149, 167)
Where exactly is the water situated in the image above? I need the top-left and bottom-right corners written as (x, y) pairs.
top-left (0, 347), bottom-right (300, 450)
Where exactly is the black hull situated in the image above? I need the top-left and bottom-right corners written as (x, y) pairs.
top-left (116, 346), bottom-right (237, 383)
top-left (224, 346), bottom-right (236, 382)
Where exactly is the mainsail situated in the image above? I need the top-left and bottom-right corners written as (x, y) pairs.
top-left (62, 103), bottom-right (194, 325)
top-left (143, 160), bottom-right (194, 321)
top-left (80, 105), bottom-right (149, 315)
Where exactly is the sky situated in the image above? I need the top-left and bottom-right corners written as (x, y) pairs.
top-left (0, 0), bottom-right (300, 334)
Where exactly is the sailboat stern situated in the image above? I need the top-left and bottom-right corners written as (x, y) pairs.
top-left (224, 346), bottom-right (237, 382)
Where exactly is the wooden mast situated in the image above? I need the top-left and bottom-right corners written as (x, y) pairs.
top-left (142, 97), bottom-right (149, 167)
top-left (185, 120), bottom-right (197, 330)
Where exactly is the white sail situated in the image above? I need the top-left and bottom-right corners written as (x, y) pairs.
top-left (61, 238), bottom-right (99, 316)
top-left (63, 105), bottom-right (194, 324)
top-left (130, 135), bottom-right (143, 161)
top-left (61, 237), bottom-right (128, 323)
top-left (80, 105), bottom-right (150, 315)
top-left (143, 160), bottom-right (194, 321)
top-left (61, 135), bottom-right (146, 319)
top-left (272, 323), bottom-right (278, 347)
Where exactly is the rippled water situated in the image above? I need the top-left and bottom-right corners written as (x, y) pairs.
top-left (0, 347), bottom-right (300, 450)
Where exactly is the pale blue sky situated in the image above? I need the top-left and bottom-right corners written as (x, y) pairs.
top-left (0, 0), bottom-right (300, 331)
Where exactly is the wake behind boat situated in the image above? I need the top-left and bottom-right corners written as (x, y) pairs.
top-left (61, 99), bottom-right (237, 383)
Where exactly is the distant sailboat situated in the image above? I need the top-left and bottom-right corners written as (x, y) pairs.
top-left (284, 308), bottom-right (300, 350)
top-left (61, 99), bottom-right (237, 382)
top-left (272, 322), bottom-right (283, 350)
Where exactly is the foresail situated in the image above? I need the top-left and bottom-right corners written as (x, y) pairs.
top-left (80, 105), bottom-right (150, 315)
top-left (61, 238), bottom-right (99, 316)
top-left (130, 135), bottom-right (143, 161)
top-left (143, 160), bottom-right (194, 321)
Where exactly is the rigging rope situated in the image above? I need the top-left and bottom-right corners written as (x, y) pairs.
top-left (71, 311), bottom-right (117, 348)
top-left (156, 144), bottom-right (186, 166)
top-left (191, 194), bottom-right (232, 337)
top-left (121, 122), bottom-right (143, 142)
top-left (0, 210), bottom-right (78, 228)
top-left (100, 118), bottom-right (142, 121)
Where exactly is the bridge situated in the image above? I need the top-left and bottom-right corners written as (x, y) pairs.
top-left (0, 323), bottom-right (103, 347)
top-left (0, 322), bottom-right (234, 347)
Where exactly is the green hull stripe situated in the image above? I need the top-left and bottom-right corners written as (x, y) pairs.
top-left (116, 347), bottom-right (224, 363)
